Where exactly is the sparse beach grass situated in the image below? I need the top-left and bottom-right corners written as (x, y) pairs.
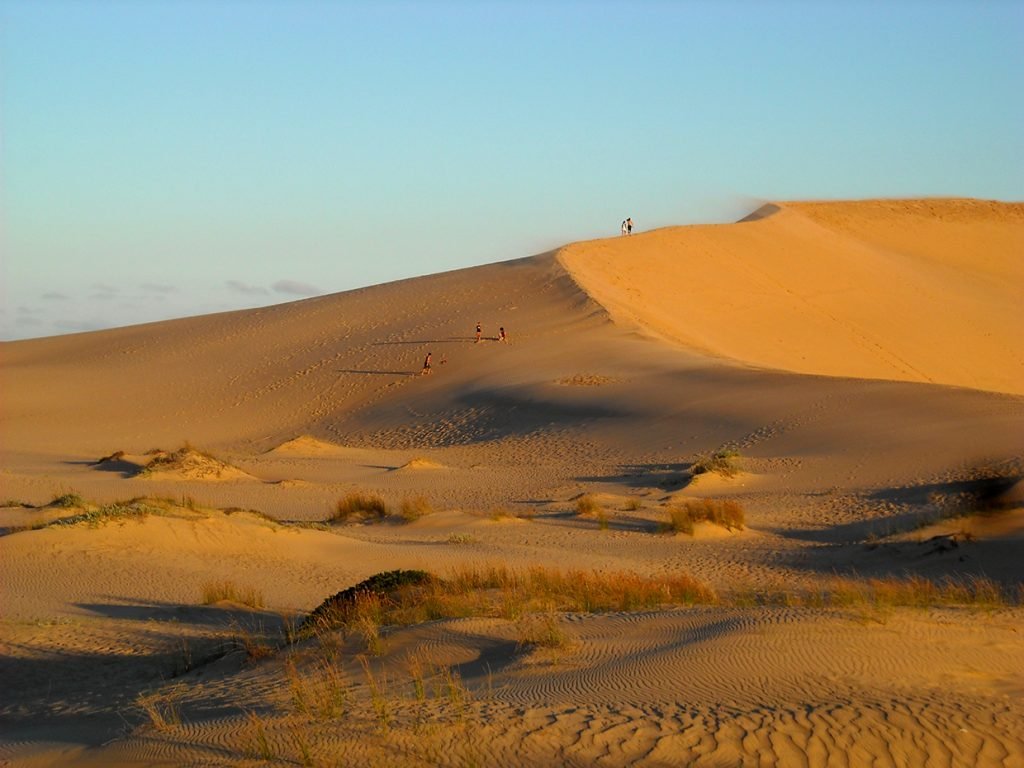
top-left (331, 491), bottom-right (388, 523)
top-left (49, 492), bottom-right (85, 508)
top-left (398, 494), bottom-right (434, 522)
top-left (201, 579), bottom-right (265, 609)
top-left (691, 448), bottom-right (742, 478)
top-left (48, 498), bottom-right (162, 528)
top-left (303, 566), bottom-right (719, 637)
top-left (661, 498), bottom-right (745, 534)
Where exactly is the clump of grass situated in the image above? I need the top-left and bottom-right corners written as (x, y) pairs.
top-left (245, 711), bottom-right (276, 761)
top-left (330, 491), bottom-right (388, 523)
top-left (661, 498), bottom-right (745, 534)
top-left (622, 498), bottom-right (642, 511)
top-left (516, 607), bottom-right (575, 652)
top-left (691, 448), bottom-right (742, 478)
top-left (201, 580), bottom-right (265, 609)
top-left (398, 494), bottom-right (434, 522)
top-left (136, 686), bottom-right (183, 730)
top-left (50, 492), bottom-right (84, 508)
top-left (575, 494), bottom-right (601, 516)
top-left (447, 533), bottom-right (476, 545)
top-left (489, 505), bottom-right (535, 522)
top-left (596, 508), bottom-right (610, 531)
top-left (286, 657), bottom-right (348, 720)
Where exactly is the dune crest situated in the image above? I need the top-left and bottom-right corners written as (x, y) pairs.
top-left (269, 435), bottom-right (350, 456)
top-left (396, 458), bottom-right (446, 471)
top-left (558, 198), bottom-right (1024, 394)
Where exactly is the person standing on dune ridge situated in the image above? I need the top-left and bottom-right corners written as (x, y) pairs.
top-left (626, 217), bottom-right (633, 235)
top-left (621, 219), bottom-right (628, 236)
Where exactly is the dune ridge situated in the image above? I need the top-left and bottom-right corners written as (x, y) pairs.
top-left (558, 198), bottom-right (1024, 394)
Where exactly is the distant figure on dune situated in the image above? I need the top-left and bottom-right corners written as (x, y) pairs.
top-left (475, 322), bottom-right (482, 343)
top-left (499, 326), bottom-right (507, 342)
top-left (621, 219), bottom-right (628, 236)
top-left (421, 352), bottom-right (432, 375)
top-left (627, 217), bottom-right (633, 235)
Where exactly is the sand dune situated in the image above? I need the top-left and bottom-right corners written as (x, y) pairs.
top-left (1, 199), bottom-right (1022, 766)
top-left (559, 198), bottom-right (1024, 394)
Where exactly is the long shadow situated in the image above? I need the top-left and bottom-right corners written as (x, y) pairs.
top-left (763, 475), bottom-right (1024, 585)
top-left (335, 369), bottom-right (416, 376)
top-left (867, 476), bottom-right (1019, 508)
top-left (0, 613), bottom-right (283, 748)
top-left (777, 511), bottom-right (926, 545)
top-left (74, 598), bottom-right (285, 629)
top-left (576, 462), bottom-right (695, 490)
top-left (63, 459), bottom-right (140, 478)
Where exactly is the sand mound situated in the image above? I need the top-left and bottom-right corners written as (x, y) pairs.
top-left (268, 435), bottom-right (349, 456)
top-left (396, 458), bottom-right (447, 471)
top-left (140, 447), bottom-right (255, 482)
top-left (559, 198), bottom-right (1024, 394)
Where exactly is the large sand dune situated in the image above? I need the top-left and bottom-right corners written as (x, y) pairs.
top-left (560, 198), bottom-right (1024, 394)
top-left (1, 199), bottom-right (1022, 766)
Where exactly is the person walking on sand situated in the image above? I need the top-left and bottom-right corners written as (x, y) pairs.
top-left (621, 219), bottom-right (628, 236)
top-left (475, 322), bottom-right (482, 343)
top-left (421, 352), bottom-right (433, 375)
top-left (627, 217), bottom-right (633, 235)
top-left (499, 326), bottom-right (507, 343)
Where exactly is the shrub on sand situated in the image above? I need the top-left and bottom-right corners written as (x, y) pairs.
top-left (331, 491), bottom-right (388, 523)
top-left (662, 498), bottom-right (745, 535)
top-left (516, 608), bottom-right (574, 652)
top-left (50, 492), bottom-right (84, 508)
top-left (691, 449), bottom-right (742, 478)
top-left (575, 494), bottom-right (600, 516)
top-left (398, 494), bottom-right (434, 522)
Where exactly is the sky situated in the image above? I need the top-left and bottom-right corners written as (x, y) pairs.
top-left (2, 0), bottom-right (1022, 341)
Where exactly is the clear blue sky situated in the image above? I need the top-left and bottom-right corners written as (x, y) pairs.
top-left (2, 0), bottom-right (1021, 340)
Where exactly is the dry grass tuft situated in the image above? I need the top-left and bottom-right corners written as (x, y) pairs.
top-left (330, 491), bottom-right (388, 523)
top-left (516, 607), bottom-right (575, 652)
top-left (398, 494), bottom-right (434, 522)
top-left (662, 498), bottom-right (745, 534)
top-left (575, 494), bottom-right (601, 516)
top-left (136, 685), bottom-right (184, 730)
top-left (201, 580), bottom-right (265, 609)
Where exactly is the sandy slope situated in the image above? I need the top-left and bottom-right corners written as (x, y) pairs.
top-left (1, 199), bottom-right (1022, 766)
top-left (560, 198), bottom-right (1024, 394)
